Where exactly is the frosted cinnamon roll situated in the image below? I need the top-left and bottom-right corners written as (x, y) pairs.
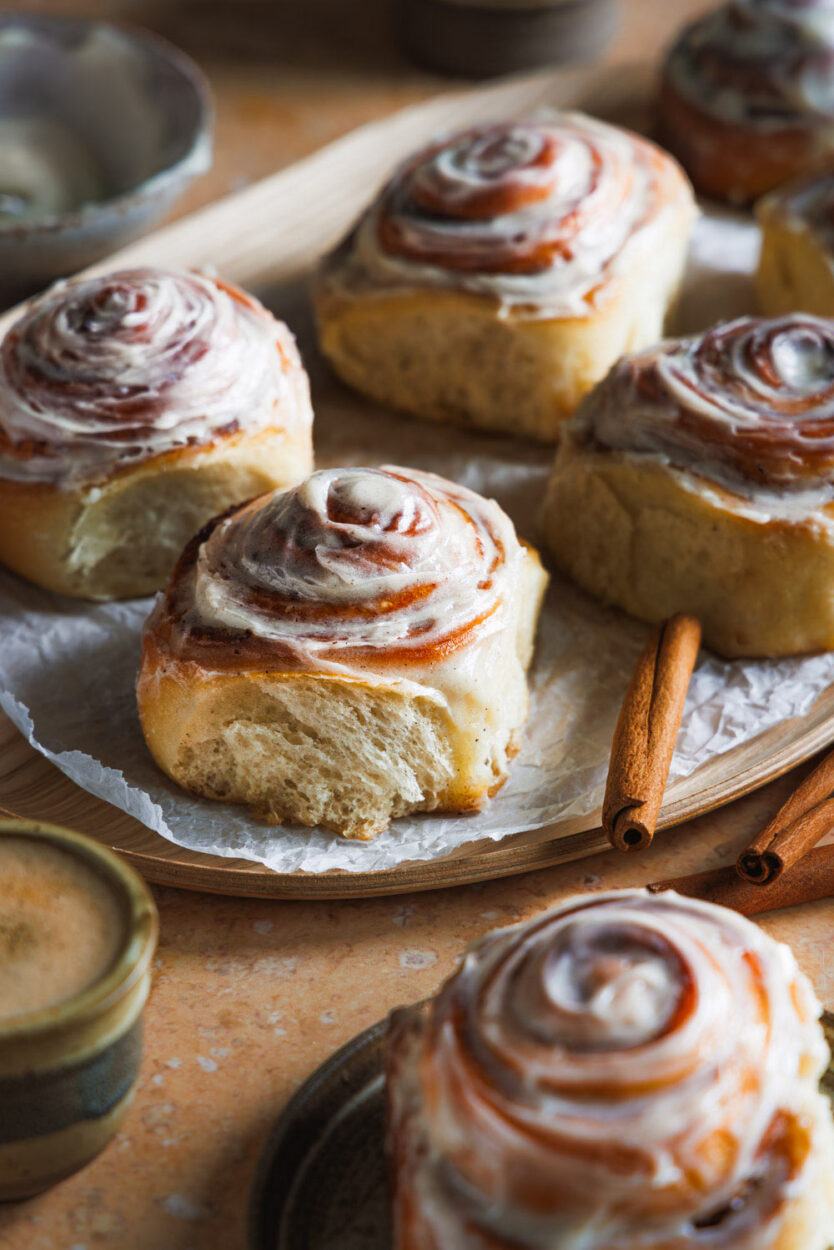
top-left (315, 111), bottom-right (694, 441)
top-left (757, 169), bottom-right (834, 315)
top-left (659, 0), bottom-right (834, 205)
top-left (0, 267), bottom-right (313, 599)
top-left (137, 465), bottom-right (548, 838)
top-left (387, 888), bottom-right (834, 1250)
top-left (542, 313), bottom-right (834, 656)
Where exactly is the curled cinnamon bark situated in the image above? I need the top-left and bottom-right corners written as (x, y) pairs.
top-left (651, 845), bottom-right (834, 916)
top-left (737, 747), bottom-right (834, 885)
top-left (603, 614), bottom-right (701, 852)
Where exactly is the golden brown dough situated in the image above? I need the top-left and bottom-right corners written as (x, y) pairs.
top-left (658, 0), bottom-right (834, 205)
top-left (757, 171), bottom-right (834, 317)
top-left (542, 314), bottom-right (834, 657)
top-left (315, 111), bottom-right (694, 441)
top-left (0, 267), bottom-right (313, 599)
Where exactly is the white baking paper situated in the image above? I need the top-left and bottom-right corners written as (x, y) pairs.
top-left (2, 210), bottom-right (833, 873)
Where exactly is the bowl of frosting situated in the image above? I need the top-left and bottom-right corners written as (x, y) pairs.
top-left (0, 14), bottom-right (212, 303)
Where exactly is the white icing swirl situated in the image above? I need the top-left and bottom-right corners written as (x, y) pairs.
top-left (185, 465), bottom-right (521, 670)
top-left (327, 111), bottom-right (692, 320)
top-left (571, 314), bottom-right (834, 519)
top-left (666, 0), bottom-right (834, 129)
top-left (0, 267), bottom-right (310, 487)
top-left (387, 889), bottom-right (831, 1249)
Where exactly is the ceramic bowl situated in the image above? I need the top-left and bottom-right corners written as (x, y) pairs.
top-left (0, 14), bottom-right (212, 304)
top-left (0, 818), bottom-right (158, 1201)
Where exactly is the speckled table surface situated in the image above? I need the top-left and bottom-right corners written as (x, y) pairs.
top-left (1, 2), bottom-right (832, 1248)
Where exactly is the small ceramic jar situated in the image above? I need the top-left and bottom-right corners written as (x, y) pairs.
top-left (0, 818), bottom-right (158, 1201)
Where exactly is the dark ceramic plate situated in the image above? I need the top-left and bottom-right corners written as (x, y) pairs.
top-left (249, 1012), bottom-right (834, 1250)
top-left (248, 1019), bottom-right (390, 1250)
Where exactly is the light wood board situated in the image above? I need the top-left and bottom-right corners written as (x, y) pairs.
top-left (2, 60), bottom-right (834, 899)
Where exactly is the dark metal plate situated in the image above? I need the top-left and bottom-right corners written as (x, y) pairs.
top-left (248, 1018), bottom-right (390, 1250)
top-left (823, 1011), bottom-right (834, 1104)
top-left (249, 1012), bottom-right (834, 1250)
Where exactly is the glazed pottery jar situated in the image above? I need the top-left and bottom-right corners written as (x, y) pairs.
top-left (0, 818), bottom-right (158, 1200)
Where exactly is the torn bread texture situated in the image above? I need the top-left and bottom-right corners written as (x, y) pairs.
top-left (137, 543), bottom-right (548, 839)
top-left (0, 427), bottom-right (313, 600)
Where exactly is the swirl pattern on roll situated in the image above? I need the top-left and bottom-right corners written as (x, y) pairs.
top-left (342, 112), bottom-right (690, 317)
top-left (665, 0), bottom-right (834, 130)
top-left (0, 267), bottom-right (308, 487)
top-left (387, 889), bottom-right (830, 1248)
top-left (573, 314), bottom-right (834, 506)
top-left (167, 465), bottom-right (521, 671)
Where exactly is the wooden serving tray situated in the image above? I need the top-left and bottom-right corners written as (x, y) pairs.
top-left (3, 61), bottom-right (834, 899)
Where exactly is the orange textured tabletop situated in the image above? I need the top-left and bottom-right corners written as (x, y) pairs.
top-left (2, 3), bottom-right (832, 1248)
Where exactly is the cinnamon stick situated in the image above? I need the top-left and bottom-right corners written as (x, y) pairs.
top-left (736, 747), bottom-right (834, 884)
top-left (603, 614), bottom-right (701, 853)
top-left (649, 845), bottom-right (834, 916)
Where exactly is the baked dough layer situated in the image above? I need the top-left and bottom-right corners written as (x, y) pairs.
top-left (315, 205), bottom-right (691, 443)
top-left (0, 427), bottom-right (313, 600)
top-left (657, 74), bottom-right (820, 206)
top-left (137, 542), bottom-right (547, 838)
top-left (542, 436), bottom-right (834, 658)
top-left (757, 193), bottom-right (834, 318)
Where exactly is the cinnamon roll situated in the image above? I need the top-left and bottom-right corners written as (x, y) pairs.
top-left (0, 267), bottom-right (313, 599)
top-left (315, 111), bottom-right (694, 441)
top-left (757, 169), bottom-right (834, 315)
top-left (386, 889), bottom-right (834, 1250)
top-left (658, 0), bottom-right (834, 205)
top-left (542, 313), bottom-right (834, 656)
top-left (136, 465), bottom-right (548, 838)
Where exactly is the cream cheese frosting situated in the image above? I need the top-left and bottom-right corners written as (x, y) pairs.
top-left (158, 465), bottom-right (537, 732)
top-left (188, 466), bottom-right (520, 662)
top-left (0, 267), bottom-right (311, 488)
top-left (387, 888), bottom-right (834, 1249)
top-left (325, 110), bottom-right (693, 321)
top-left (665, 0), bottom-right (834, 130)
top-left (570, 314), bottom-right (834, 522)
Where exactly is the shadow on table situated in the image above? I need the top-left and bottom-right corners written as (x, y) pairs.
top-left (125, 0), bottom-right (420, 78)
